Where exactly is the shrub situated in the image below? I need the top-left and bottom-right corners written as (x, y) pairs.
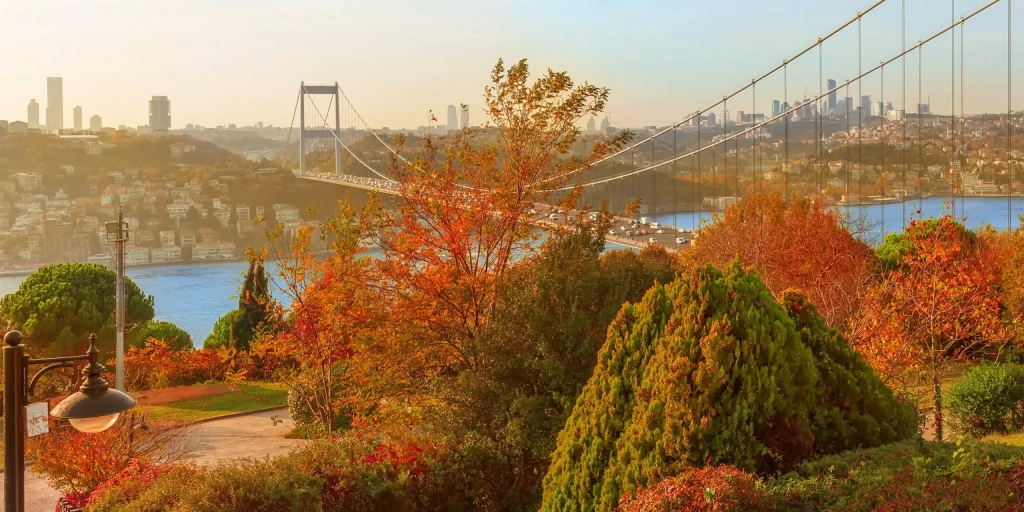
top-left (541, 263), bottom-right (916, 511)
top-left (947, 363), bottom-right (1024, 436)
top-left (772, 439), bottom-right (1024, 511)
top-left (27, 411), bottom-right (189, 494)
top-left (118, 339), bottom-right (228, 391)
top-left (617, 465), bottom-right (773, 512)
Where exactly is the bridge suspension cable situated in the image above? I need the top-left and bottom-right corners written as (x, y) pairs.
top-left (546, 0), bottom-right (1005, 192)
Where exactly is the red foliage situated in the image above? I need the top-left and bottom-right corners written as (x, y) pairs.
top-left (358, 443), bottom-right (429, 476)
top-left (116, 339), bottom-right (228, 391)
top-left (852, 464), bottom-right (1024, 511)
top-left (616, 466), bottom-right (772, 512)
top-left (686, 193), bottom-right (874, 327)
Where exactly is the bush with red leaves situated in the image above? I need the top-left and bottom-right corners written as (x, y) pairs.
top-left (616, 465), bottom-right (773, 512)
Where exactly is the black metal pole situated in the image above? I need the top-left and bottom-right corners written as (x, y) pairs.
top-left (4, 331), bottom-right (25, 512)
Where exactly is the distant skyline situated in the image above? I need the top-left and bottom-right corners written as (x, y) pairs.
top-left (1, 0), bottom-right (1022, 130)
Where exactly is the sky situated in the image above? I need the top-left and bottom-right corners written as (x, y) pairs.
top-left (1, 0), bottom-right (1021, 131)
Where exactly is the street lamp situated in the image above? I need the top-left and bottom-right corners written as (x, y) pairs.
top-left (3, 330), bottom-right (135, 512)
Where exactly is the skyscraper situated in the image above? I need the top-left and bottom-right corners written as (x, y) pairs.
top-left (446, 105), bottom-right (457, 131)
top-left (586, 116), bottom-right (596, 132)
top-left (46, 77), bottom-right (63, 130)
top-left (459, 105), bottom-right (469, 129)
top-left (90, 114), bottom-right (102, 132)
top-left (149, 96), bottom-right (171, 131)
top-left (600, 116), bottom-right (610, 131)
top-left (860, 95), bottom-right (871, 114)
top-left (27, 99), bottom-right (39, 129)
top-left (826, 79), bottom-right (837, 114)
top-left (73, 106), bottom-right (83, 131)
top-left (771, 100), bottom-right (781, 117)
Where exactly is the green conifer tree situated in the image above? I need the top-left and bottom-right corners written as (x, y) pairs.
top-left (540, 263), bottom-right (916, 512)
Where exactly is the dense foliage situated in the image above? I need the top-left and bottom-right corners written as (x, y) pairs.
top-left (204, 255), bottom-right (274, 350)
top-left (851, 214), bottom-right (1005, 440)
top-left (0, 263), bottom-right (154, 355)
top-left (684, 193), bottom-right (875, 327)
top-left (617, 465), bottom-right (772, 512)
top-left (435, 229), bottom-right (676, 507)
top-left (947, 363), bottom-right (1024, 437)
top-left (541, 263), bottom-right (915, 511)
top-left (130, 320), bottom-right (193, 351)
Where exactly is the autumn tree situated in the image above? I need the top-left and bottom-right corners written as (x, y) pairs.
top-left (683, 193), bottom-right (875, 327)
top-left (359, 58), bottom-right (631, 413)
top-left (851, 214), bottom-right (1006, 441)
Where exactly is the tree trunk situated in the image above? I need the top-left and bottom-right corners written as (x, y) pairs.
top-left (932, 343), bottom-right (943, 442)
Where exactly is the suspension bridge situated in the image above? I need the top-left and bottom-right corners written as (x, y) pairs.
top-left (283, 0), bottom-right (1021, 244)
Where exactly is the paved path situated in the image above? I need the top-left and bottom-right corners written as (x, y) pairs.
top-left (17, 409), bottom-right (303, 512)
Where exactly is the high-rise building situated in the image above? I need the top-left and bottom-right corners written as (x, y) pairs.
top-left (782, 101), bottom-right (791, 113)
top-left (149, 96), bottom-right (171, 131)
top-left (771, 100), bottom-right (781, 117)
top-left (706, 112), bottom-right (717, 126)
top-left (843, 97), bottom-right (853, 115)
top-left (917, 103), bottom-right (931, 115)
top-left (27, 99), bottom-right (39, 129)
top-left (600, 116), bottom-right (610, 131)
top-left (873, 102), bottom-right (884, 117)
top-left (586, 116), bottom-right (596, 132)
top-left (446, 105), bottom-right (457, 131)
top-left (826, 79), bottom-right (837, 114)
top-left (90, 114), bottom-right (102, 132)
top-left (459, 105), bottom-right (469, 129)
top-left (860, 95), bottom-right (872, 114)
top-left (735, 111), bottom-right (745, 124)
top-left (46, 77), bottom-right (63, 130)
top-left (73, 106), bottom-right (83, 131)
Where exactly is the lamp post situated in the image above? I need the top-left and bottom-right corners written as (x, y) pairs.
top-left (105, 209), bottom-right (128, 391)
top-left (3, 331), bottom-right (136, 512)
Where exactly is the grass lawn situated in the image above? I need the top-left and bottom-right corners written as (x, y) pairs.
top-left (135, 382), bottom-right (288, 423)
top-left (984, 432), bottom-right (1024, 447)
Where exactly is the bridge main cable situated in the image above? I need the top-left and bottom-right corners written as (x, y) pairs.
top-left (545, 0), bottom-right (890, 183)
top-left (554, 0), bottom-right (1005, 192)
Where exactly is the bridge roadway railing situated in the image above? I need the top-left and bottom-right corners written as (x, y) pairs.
top-left (294, 170), bottom-right (399, 194)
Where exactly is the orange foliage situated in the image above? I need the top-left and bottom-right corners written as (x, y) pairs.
top-left (616, 466), bottom-right (771, 512)
top-left (850, 214), bottom-right (1006, 440)
top-left (685, 193), bottom-right (874, 327)
top-left (117, 338), bottom-right (228, 391)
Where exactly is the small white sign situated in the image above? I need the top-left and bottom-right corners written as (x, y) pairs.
top-left (26, 402), bottom-right (49, 437)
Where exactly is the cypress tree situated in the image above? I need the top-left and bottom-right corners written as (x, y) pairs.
top-left (540, 263), bottom-right (916, 512)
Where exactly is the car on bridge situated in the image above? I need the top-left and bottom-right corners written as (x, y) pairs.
top-left (648, 237), bottom-right (658, 244)
top-left (675, 237), bottom-right (689, 245)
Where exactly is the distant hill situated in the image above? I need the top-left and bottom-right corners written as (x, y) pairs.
top-left (0, 133), bottom-right (249, 176)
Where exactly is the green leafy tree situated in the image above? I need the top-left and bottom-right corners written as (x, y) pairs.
top-left (204, 310), bottom-right (241, 349)
top-left (437, 228), bottom-right (676, 508)
top-left (0, 263), bottom-right (154, 355)
top-left (540, 263), bottom-right (916, 512)
top-left (130, 320), bottom-right (193, 351)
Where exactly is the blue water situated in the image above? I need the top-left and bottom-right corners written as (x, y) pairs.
top-left (654, 197), bottom-right (1024, 239)
top-left (1, 197), bottom-right (1016, 346)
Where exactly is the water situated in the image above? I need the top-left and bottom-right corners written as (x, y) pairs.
top-left (1, 198), bottom-right (1014, 346)
top-left (654, 197), bottom-right (1024, 240)
top-left (0, 261), bottom-right (256, 348)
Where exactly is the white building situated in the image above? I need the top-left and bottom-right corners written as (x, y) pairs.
top-left (125, 246), bottom-right (151, 266)
top-left (191, 241), bottom-right (236, 260)
top-left (13, 173), bottom-right (42, 191)
top-left (159, 230), bottom-right (176, 247)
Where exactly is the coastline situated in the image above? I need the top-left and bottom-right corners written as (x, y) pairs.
top-left (0, 256), bottom-right (245, 278)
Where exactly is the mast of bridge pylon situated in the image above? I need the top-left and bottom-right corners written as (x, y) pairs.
top-left (298, 81), bottom-right (342, 176)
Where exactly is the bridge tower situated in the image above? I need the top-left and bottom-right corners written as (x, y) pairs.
top-left (298, 82), bottom-right (342, 176)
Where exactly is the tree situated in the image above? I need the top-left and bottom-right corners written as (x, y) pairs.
top-left (541, 263), bottom-right (915, 511)
top-left (436, 228), bottom-right (676, 508)
top-left (130, 320), bottom-right (192, 351)
top-left (202, 252), bottom-right (275, 351)
top-left (851, 214), bottom-right (1006, 441)
top-left (682, 193), bottom-right (875, 328)
top-left (355, 58), bottom-right (630, 421)
top-left (0, 263), bottom-right (154, 355)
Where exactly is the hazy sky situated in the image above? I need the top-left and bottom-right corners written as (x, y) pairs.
top-left (1, 0), bottom-right (1020, 130)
